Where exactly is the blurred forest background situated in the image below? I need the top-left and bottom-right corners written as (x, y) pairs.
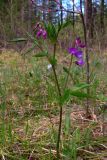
top-left (0, 0), bottom-right (107, 51)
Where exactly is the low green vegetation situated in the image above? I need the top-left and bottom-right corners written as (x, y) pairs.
top-left (0, 50), bottom-right (107, 159)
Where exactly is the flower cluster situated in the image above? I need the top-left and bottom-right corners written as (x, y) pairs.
top-left (34, 23), bottom-right (47, 39)
top-left (68, 37), bottom-right (85, 66)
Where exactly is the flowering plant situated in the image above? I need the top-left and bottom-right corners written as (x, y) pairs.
top-left (9, 0), bottom-right (107, 158)
top-left (34, 23), bottom-right (47, 39)
top-left (68, 37), bottom-right (85, 66)
top-left (29, 21), bottom-right (92, 158)
top-left (10, 19), bottom-right (92, 158)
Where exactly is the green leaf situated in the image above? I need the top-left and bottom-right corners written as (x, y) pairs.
top-left (62, 20), bottom-right (72, 29)
top-left (9, 38), bottom-right (27, 42)
top-left (63, 67), bottom-right (73, 79)
top-left (26, 32), bottom-right (39, 45)
top-left (70, 91), bottom-right (91, 98)
top-left (24, 43), bottom-right (37, 55)
top-left (59, 87), bottom-right (93, 105)
top-left (71, 83), bottom-right (91, 91)
top-left (49, 57), bottom-right (57, 66)
top-left (97, 94), bottom-right (107, 101)
top-left (64, 112), bottom-right (71, 136)
top-left (63, 67), bottom-right (70, 74)
top-left (59, 89), bottom-right (71, 105)
top-left (44, 23), bottom-right (57, 43)
top-left (34, 51), bottom-right (48, 57)
top-left (93, 59), bottom-right (102, 68)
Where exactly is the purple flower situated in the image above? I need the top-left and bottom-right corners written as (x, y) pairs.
top-left (75, 58), bottom-right (85, 66)
top-left (36, 27), bottom-right (47, 39)
top-left (36, 29), bottom-right (43, 38)
top-left (42, 30), bottom-right (47, 39)
top-left (75, 51), bottom-right (83, 58)
top-left (68, 38), bottom-right (85, 67)
top-left (79, 43), bottom-right (86, 48)
top-left (68, 48), bottom-right (78, 55)
top-left (68, 48), bottom-right (83, 58)
top-left (75, 37), bottom-right (81, 45)
top-left (75, 37), bottom-right (86, 48)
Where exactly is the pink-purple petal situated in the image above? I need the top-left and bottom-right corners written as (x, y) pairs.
top-left (68, 48), bottom-right (78, 55)
top-left (42, 30), bottom-right (47, 39)
top-left (36, 28), bottom-right (47, 39)
top-left (75, 37), bottom-right (81, 46)
top-left (75, 59), bottom-right (85, 66)
top-left (75, 37), bottom-right (86, 48)
top-left (79, 43), bottom-right (86, 48)
top-left (36, 29), bottom-right (43, 38)
top-left (75, 50), bottom-right (83, 58)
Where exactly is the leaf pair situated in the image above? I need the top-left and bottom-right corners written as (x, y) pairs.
top-left (44, 23), bottom-right (58, 43)
top-left (59, 83), bottom-right (91, 105)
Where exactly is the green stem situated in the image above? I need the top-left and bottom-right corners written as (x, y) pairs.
top-left (49, 41), bottom-right (63, 159)
top-left (53, 43), bottom-right (57, 58)
top-left (51, 65), bottom-right (62, 159)
top-left (56, 104), bottom-right (62, 159)
top-left (64, 56), bottom-right (73, 89)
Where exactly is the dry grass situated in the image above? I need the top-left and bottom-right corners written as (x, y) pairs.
top-left (0, 49), bottom-right (107, 159)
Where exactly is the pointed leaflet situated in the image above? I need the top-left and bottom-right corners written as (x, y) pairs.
top-left (9, 38), bottom-right (27, 42)
top-left (24, 43), bottom-right (37, 55)
top-left (34, 51), bottom-right (48, 57)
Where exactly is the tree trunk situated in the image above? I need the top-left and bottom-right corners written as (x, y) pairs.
top-left (21, 0), bottom-right (24, 26)
top-left (48, 0), bottom-right (58, 24)
top-left (85, 0), bottom-right (93, 39)
top-left (10, 0), bottom-right (14, 32)
top-left (43, 0), bottom-right (46, 21)
top-left (80, 0), bottom-right (82, 12)
top-left (72, 0), bottom-right (75, 29)
top-left (100, 0), bottom-right (104, 34)
top-left (28, 0), bottom-right (32, 33)
top-left (60, 0), bottom-right (63, 24)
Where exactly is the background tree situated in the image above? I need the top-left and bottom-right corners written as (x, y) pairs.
top-left (48, 0), bottom-right (59, 23)
top-left (100, 0), bottom-right (105, 33)
top-left (60, 0), bottom-right (63, 24)
top-left (80, 0), bottom-right (82, 12)
top-left (85, 0), bottom-right (93, 39)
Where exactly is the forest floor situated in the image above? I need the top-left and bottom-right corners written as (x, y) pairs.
top-left (0, 49), bottom-right (107, 160)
